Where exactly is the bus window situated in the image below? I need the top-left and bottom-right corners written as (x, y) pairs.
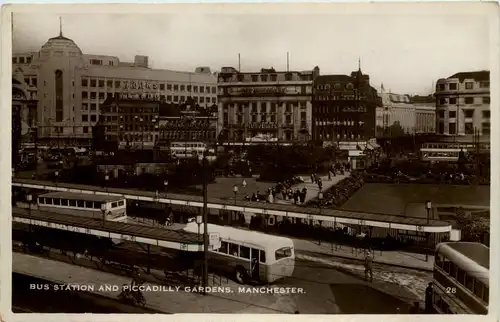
top-left (112, 202), bottom-right (118, 208)
top-left (38, 198), bottom-right (45, 204)
top-left (118, 200), bottom-right (125, 207)
top-left (77, 200), bottom-right (85, 207)
top-left (483, 286), bottom-right (489, 303)
top-left (450, 263), bottom-right (458, 279)
top-left (94, 202), bottom-right (101, 209)
top-left (457, 268), bottom-right (466, 285)
top-left (61, 199), bottom-right (69, 206)
top-left (68, 199), bottom-right (76, 207)
top-left (229, 243), bottom-right (239, 257)
top-left (219, 241), bottom-right (228, 254)
top-left (239, 246), bottom-right (250, 259)
top-left (275, 247), bottom-right (292, 260)
top-left (435, 253), bottom-right (444, 268)
top-left (54, 198), bottom-right (61, 206)
top-left (85, 201), bottom-right (93, 208)
top-left (442, 256), bottom-right (451, 274)
top-left (260, 250), bottom-right (266, 264)
top-left (474, 280), bottom-right (484, 299)
top-left (465, 274), bottom-right (474, 292)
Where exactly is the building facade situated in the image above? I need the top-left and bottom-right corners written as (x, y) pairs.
top-left (434, 71), bottom-right (490, 137)
top-left (217, 66), bottom-right (319, 145)
top-left (12, 68), bottom-right (38, 166)
top-left (12, 28), bottom-right (217, 148)
top-left (157, 98), bottom-right (217, 145)
top-left (376, 92), bottom-right (435, 136)
top-left (99, 96), bottom-right (218, 150)
top-left (312, 69), bottom-right (379, 142)
top-left (99, 96), bottom-right (161, 150)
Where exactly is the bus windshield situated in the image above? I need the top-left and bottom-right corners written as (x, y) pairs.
top-left (275, 247), bottom-right (292, 260)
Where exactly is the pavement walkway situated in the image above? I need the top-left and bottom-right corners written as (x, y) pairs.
top-left (12, 252), bottom-right (293, 314)
top-left (276, 173), bottom-right (351, 205)
top-left (292, 238), bottom-right (434, 271)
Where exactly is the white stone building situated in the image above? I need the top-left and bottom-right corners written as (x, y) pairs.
top-left (12, 29), bottom-right (217, 147)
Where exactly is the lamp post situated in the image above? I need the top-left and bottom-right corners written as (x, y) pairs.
top-left (27, 194), bottom-right (32, 216)
top-left (54, 170), bottom-right (59, 186)
top-left (233, 185), bottom-right (238, 205)
top-left (425, 200), bottom-right (432, 262)
top-left (318, 191), bottom-right (324, 246)
top-left (140, 117), bottom-right (144, 151)
top-left (202, 149), bottom-right (209, 295)
top-left (164, 180), bottom-right (168, 197)
top-left (105, 174), bottom-right (109, 192)
top-left (196, 214), bottom-right (203, 242)
top-left (101, 203), bottom-right (107, 225)
top-left (134, 115), bottom-right (138, 150)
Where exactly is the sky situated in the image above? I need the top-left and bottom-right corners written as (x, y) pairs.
top-left (11, 5), bottom-right (493, 95)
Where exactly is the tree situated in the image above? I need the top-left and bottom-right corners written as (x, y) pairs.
top-left (388, 121), bottom-right (405, 138)
top-left (455, 208), bottom-right (489, 245)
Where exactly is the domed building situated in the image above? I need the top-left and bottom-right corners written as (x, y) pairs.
top-left (13, 23), bottom-right (217, 149)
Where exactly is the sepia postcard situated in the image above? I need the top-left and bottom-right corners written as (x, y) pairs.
top-left (1, 2), bottom-right (498, 322)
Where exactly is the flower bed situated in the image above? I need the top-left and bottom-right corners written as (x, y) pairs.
top-left (308, 171), bottom-right (365, 208)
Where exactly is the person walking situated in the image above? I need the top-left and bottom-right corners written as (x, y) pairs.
top-left (364, 249), bottom-right (373, 282)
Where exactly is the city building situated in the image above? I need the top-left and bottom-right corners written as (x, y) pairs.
top-left (12, 68), bottom-right (38, 166)
top-left (434, 71), bottom-right (490, 137)
top-left (12, 25), bottom-right (217, 148)
top-left (99, 96), bottom-right (161, 151)
top-left (312, 67), bottom-right (379, 142)
top-left (376, 91), bottom-right (435, 136)
top-left (157, 97), bottom-right (217, 146)
top-left (99, 96), bottom-right (218, 151)
top-left (216, 66), bottom-right (320, 145)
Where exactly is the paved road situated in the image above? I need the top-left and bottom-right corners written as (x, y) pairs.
top-left (12, 246), bottom-right (417, 314)
top-left (12, 272), bottom-right (164, 314)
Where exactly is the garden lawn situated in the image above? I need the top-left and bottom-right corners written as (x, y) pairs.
top-left (342, 183), bottom-right (490, 218)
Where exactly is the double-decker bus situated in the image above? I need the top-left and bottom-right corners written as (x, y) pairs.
top-left (36, 191), bottom-right (127, 222)
top-left (169, 141), bottom-right (216, 161)
top-left (432, 242), bottom-right (489, 314)
top-left (182, 222), bottom-right (295, 284)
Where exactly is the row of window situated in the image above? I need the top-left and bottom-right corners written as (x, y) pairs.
top-left (438, 97), bottom-right (490, 105)
top-left (224, 102), bottom-right (307, 110)
top-left (224, 114), bottom-right (298, 125)
top-left (13, 56), bottom-right (32, 64)
top-left (103, 115), bottom-right (157, 123)
top-left (159, 131), bottom-right (216, 140)
top-left (435, 254), bottom-right (489, 303)
top-left (219, 73), bottom-right (312, 83)
top-left (438, 81), bottom-right (490, 91)
top-left (115, 134), bottom-right (158, 142)
top-left (81, 78), bottom-right (217, 94)
top-left (23, 77), bottom-right (38, 87)
top-left (433, 291), bottom-right (453, 314)
top-left (315, 132), bottom-right (364, 140)
top-left (315, 95), bottom-right (360, 101)
top-left (437, 110), bottom-right (490, 119)
top-left (81, 91), bottom-right (217, 104)
top-left (215, 241), bottom-right (266, 262)
top-left (38, 197), bottom-right (125, 209)
top-left (81, 115), bottom-right (98, 123)
top-left (436, 122), bottom-right (490, 135)
top-left (316, 83), bottom-right (355, 90)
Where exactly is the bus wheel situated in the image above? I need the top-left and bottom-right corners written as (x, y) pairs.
top-left (235, 266), bottom-right (247, 284)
